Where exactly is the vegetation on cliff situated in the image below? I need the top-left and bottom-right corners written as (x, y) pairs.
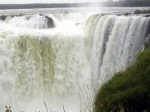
top-left (135, 9), bottom-right (150, 14)
top-left (94, 45), bottom-right (150, 112)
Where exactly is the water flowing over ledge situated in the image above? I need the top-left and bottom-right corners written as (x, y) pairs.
top-left (0, 13), bottom-right (149, 112)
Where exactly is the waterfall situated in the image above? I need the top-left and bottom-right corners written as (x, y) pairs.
top-left (0, 13), bottom-right (149, 112)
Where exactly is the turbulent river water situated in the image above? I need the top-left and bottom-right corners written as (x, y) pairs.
top-left (0, 7), bottom-right (150, 112)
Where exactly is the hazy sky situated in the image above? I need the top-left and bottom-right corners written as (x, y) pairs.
top-left (0, 0), bottom-right (105, 4)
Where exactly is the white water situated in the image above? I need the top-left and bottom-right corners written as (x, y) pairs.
top-left (0, 13), bottom-right (149, 112)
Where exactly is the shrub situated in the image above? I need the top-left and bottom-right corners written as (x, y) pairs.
top-left (145, 41), bottom-right (150, 49)
top-left (94, 49), bottom-right (150, 112)
top-left (135, 9), bottom-right (150, 14)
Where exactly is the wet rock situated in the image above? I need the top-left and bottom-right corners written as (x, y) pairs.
top-left (145, 15), bottom-right (150, 17)
top-left (125, 13), bottom-right (131, 16)
top-left (0, 15), bottom-right (7, 21)
top-left (45, 16), bottom-right (55, 28)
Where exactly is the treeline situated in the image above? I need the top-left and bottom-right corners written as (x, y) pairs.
top-left (104, 1), bottom-right (150, 7)
top-left (0, 1), bottom-right (150, 10)
top-left (0, 3), bottom-right (101, 9)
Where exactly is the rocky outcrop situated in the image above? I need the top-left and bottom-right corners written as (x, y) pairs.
top-left (45, 16), bottom-right (55, 28)
top-left (0, 15), bottom-right (7, 21)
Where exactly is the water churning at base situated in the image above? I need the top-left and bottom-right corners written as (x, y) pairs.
top-left (0, 13), bottom-right (149, 112)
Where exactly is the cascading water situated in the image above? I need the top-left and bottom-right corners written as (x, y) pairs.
top-left (0, 13), bottom-right (149, 112)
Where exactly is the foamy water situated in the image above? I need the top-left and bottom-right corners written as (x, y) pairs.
top-left (0, 10), bottom-right (149, 112)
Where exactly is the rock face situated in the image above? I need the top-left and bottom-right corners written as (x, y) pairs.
top-left (38, 14), bottom-right (55, 28)
top-left (0, 15), bottom-right (7, 21)
top-left (0, 14), bottom-right (55, 29)
top-left (6, 14), bottom-right (55, 29)
top-left (45, 16), bottom-right (55, 28)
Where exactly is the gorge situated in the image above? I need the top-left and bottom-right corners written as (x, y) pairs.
top-left (0, 12), bottom-right (149, 112)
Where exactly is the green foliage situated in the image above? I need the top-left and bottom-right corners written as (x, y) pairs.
top-left (94, 49), bottom-right (150, 112)
top-left (135, 9), bottom-right (150, 14)
top-left (145, 41), bottom-right (150, 49)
